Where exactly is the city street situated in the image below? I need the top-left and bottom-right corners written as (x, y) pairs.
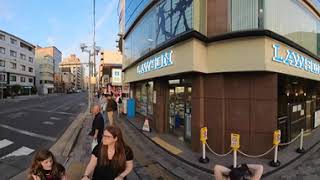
top-left (0, 93), bottom-right (87, 179)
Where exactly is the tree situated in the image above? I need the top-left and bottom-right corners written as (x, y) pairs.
top-left (11, 85), bottom-right (21, 95)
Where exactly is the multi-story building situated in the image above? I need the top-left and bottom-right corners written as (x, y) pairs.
top-left (59, 54), bottom-right (84, 90)
top-left (35, 46), bottom-right (62, 92)
top-left (0, 29), bottom-right (35, 97)
top-left (35, 53), bottom-right (54, 95)
top-left (99, 50), bottom-right (122, 94)
top-left (122, 0), bottom-right (320, 154)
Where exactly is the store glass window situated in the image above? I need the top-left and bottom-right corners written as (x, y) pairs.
top-left (135, 81), bottom-right (154, 116)
top-left (124, 0), bottom-right (193, 68)
top-left (231, 0), bottom-right (320, 56)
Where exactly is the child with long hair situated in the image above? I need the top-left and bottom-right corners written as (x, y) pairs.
top-left (28, 149), bottom-right (67, 180)
top-left (82, 125), bottom-right (134, 180)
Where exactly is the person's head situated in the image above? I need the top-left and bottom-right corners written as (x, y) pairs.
top-left (99, 126), bottom-right (127, 171)
top-left (91, 104), bottom-right (100, 114)
top-left (229, 164), bottom-right (251, 180)
top-left (28, 149), bottom-right (64, 179)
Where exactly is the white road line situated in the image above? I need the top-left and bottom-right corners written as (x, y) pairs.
top-left (0, 139), bottom-right (13, 149)
top-left (0, 146), bottom-right (34, 159)
top-left (42, 121), bottom-right (54, 125)
top-left (0, 124), bottom-right (56, 142)
top-left (50, 117), bottom-right (61, 120)
top-left (28, 109), bottom-right (74, 115)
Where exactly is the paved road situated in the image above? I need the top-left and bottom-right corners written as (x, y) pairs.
top-left (0, 93), bottom-right (87, 180)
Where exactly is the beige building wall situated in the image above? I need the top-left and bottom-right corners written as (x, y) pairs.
top-left (60, 54), bottom-right (84, 89)
top-left (124, 37), bottom-right (320, 83)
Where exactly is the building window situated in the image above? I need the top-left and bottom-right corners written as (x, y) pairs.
top-left (10, 62), bottom-right (16, 69)
top-left (20, 53), bottom-right (26, 60)
top-left (21, 65), bottom-right (26, 71)
top-left (29, 78), bottom-right (33, 83)
top-left (29, 57), bottom-right (33, 63)
top-left (10, 75), bottom-right (16, 81)
top-left (10, 50), bottom-right (17, 57)
top-left (0, 74), bottom-right (5, 81)
top-left (0, 47), bottom-right (5, 54)
top-left (10, 38), bottom-right (17, 45)
top-left (0, 34), bottom-right (5, 41)
top-left (0, 60), bottom-right (5, 67)
top-left (28, 67), bottom-right (33, 72)
top-left (20, 77), bottom-right (26, 82)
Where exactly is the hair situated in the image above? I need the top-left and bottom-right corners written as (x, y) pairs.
top-left (229, 164), bottom-right (252, 180)
top-left (28, 149), bottom-right (65, 180)
top-left (99, 126), bottom-right (127, 173)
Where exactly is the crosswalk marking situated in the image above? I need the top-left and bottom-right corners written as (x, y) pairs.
top-left (0, 146), bottom-right (34, 159)
top-left (0, 139), bottom-right (13, 149)
top-left (50, 117), bottom-right (61, 120)
top-left (42, 121), bottom-right (54, 125)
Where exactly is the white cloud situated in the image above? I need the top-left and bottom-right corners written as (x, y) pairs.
top-left (96, 0), bottom-right (118, 30)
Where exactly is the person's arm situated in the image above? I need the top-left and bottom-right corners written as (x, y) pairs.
top-left (247, 164), bottom-right (263, 180)
top-left (213, 165), bottom-right (230, 180)
top-left (81, 155), bottom-right (98, 180)
top-left (93, 129), bottom-right (98, 139)
top-left (115, 160), bottom-right (133, 180)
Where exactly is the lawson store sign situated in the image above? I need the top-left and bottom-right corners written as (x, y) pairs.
top-left (272, 44), bottom-right (320, 75)
top-left (137, 50), bottom-right (173, 74)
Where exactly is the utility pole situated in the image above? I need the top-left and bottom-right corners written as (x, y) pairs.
top-left (92, 0), bottom-right (97, 94)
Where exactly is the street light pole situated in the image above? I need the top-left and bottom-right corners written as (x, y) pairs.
top-left (88, 54), bottom-right (92, 109)
top-left (92, 0), bottom-right (97, 93)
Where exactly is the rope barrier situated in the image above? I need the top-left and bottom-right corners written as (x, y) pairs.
top-left (205, 142), bottom-right (233, 157)
top-left (237, 145), bottom-right (276, 158)
top-left (279, 132), bottom-right (301, 146)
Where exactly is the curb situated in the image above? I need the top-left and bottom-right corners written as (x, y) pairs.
top-left (10, 106), bottom-right (90, 180)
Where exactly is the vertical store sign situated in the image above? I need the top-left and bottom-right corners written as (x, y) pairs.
top-left (112, 69), bottom-right (122, 83)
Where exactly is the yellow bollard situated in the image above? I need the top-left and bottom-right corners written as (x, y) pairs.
top-left (231, 133), bottom-right (240, 168)
top-left (199, 127), bottom-right (209, 163)
top-left (270, 129), bottom-right (281, 167)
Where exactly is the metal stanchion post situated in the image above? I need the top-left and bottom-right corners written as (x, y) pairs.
top-left (231, 133), bottom-right (240, 168)
top-left (270, 130), bottom-right (281, 167)
top-left (296, 129), bottom-right (305, 153)
top-left (199, 127), bottom-right (209, 163)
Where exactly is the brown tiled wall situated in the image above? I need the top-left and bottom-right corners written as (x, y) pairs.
top-left (207, 0), bottom-right (229, 36)
top-left (203, 72), bottom-right (277, 154)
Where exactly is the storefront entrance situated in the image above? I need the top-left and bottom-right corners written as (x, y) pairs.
top-left (168, 79), bottom-right (192, 142)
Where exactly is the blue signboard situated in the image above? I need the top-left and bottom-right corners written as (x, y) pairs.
top-left (272, 44), bottom-right (320, 75)
top-left (137, 50), bottom-right (173, 74)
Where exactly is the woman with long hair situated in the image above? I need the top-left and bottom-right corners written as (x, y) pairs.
top-left (82, 125), bottom-right (134, 180)
top-left (28, 149), bottom-right (67, 180)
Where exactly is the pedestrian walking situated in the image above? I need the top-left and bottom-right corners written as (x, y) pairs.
top-left (99, 94), bottom-right (108, 125)
top-left (213, 164), bottom-right (263, 180)
top-left (106, 94), bottom-right (117, 125)
top-left (27, 149), bottom-right (67, 180)
top-left (89, 105), bottom-right (105, 149)
top-left (81, 126), bottom-right (134, 180)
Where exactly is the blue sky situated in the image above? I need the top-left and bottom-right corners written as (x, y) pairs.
top-left (0, 0), bottom-right (119, 63)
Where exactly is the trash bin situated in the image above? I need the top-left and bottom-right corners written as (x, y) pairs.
top-left (127, 98), bottom-right (135, 118)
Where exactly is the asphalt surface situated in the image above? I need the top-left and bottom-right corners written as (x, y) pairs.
top-left (0, 93), bottom-right (86, 180)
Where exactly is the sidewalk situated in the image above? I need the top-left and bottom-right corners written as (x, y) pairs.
top-left (125, 114), bottom-right (320, 179)
top-left (66, 112), bottom-right (213, 179)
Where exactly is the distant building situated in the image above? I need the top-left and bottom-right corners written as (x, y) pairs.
top-left (34, 53), bottom-right (54, 95)
top-left (99, 50), bottom-right (122, 94)
top-left (59, 54), bottom-right (84, 90)
top-left (0, 29), bottom-right (35, 97)
top-left (35, 46), bottom-right (62, 93)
